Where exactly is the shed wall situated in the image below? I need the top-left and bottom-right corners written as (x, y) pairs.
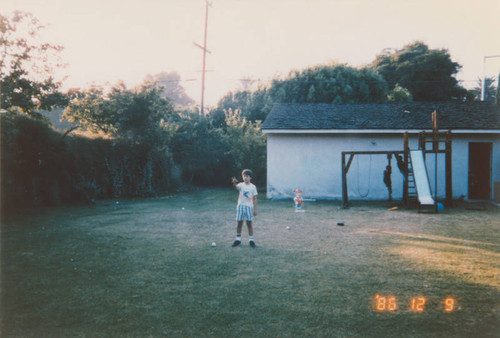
top-left (266, 133), bottom-right (499, 201)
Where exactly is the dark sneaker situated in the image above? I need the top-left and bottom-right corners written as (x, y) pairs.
top-left (249, 240), bottom-right (256, 248)
top-left (232, 240), bottom-right (241, 247)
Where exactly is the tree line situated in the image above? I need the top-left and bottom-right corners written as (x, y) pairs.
top-left (212, 42), bottom-right (498, 123)
top-left (1, 95), bottom-right (265, 210)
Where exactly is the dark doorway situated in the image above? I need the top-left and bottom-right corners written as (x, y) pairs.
top-left (468, 143), bottom-right (492, 200)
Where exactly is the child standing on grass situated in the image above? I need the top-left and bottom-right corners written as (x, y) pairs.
top-left (231, 169), bottom-right (258, 248)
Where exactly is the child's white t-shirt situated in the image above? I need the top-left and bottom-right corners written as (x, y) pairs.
top-left (237, 183), bottom-right (258, 207)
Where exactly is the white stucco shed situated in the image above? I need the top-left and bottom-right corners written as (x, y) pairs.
top-left (261, 102), bottom-right (500, 202)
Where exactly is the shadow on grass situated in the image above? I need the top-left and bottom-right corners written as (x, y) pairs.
top-left (381, 232), bottom-right (500, 290)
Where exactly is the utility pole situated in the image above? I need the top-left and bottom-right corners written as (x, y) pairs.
top-left (481, 55), bottom-right (500, 101)
top-left (194, 0), bottom-right (212, 115)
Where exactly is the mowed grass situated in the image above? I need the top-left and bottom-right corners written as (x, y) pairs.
top-left (1, 188), bottom-right (499, 337)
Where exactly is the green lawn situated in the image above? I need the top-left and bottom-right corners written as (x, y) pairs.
top-left (1, 189), bottom-right (499, 337)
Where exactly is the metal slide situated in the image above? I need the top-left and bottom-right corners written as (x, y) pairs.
top-left (409, 150), bottom-right (435, 206)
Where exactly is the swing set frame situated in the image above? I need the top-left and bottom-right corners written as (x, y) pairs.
top-left (341, 131), bottom-right (452, 210)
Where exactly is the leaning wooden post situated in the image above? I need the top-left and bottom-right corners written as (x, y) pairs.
top-left (342, 152), bottom-right (348, 208)
top-left (432, 111), bottom-right (439, 213)
top-left (403, 132), bottom-right (409, 207)
top-left (445, 131), bottom-right (453, 207)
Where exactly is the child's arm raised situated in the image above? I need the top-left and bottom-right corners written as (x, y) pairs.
top-left (231, 177), bottom-right (239, 189)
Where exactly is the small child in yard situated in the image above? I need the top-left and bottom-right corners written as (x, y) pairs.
top-left (231, 169), bottom-right (258, 247)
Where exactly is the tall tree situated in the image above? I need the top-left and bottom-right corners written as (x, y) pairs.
top-left (269, 63), bottom-right (388, 104)
top-left (496, 73), bottom-right (500, 106)
top-left (63, 82), bottom-right (179, 197)
top-left (219, 109), bottom-right (266, 185)
top-left (213, 63), bottom-right (387, 123)
top-left (0, 11), bottom-right (67, 115)
top-left (143, 72), bottom-right (195, 109)
top-left (371, 41), bottom-right (468, 101)
top-left (63, 82), bottom-right (175, 145)
top-left (162, 111), bottom-right (233, 185)
top-left (471, 76), bottom-right (496, 102)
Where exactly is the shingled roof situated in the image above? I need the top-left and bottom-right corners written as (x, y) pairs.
top-left (261, 102), bottom-right (500, 131)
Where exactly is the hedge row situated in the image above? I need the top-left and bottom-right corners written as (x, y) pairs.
top-left (1, 113), bottom-right (179, 211)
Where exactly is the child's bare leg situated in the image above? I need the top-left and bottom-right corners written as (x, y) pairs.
top-left (247, 221), bottom-right (256, 247)
top-left (246, 221), bottom-right (253, 236)
top-left (232, 221), bottom-right (244, 247)
top-left (237, 221), bottom-right (243, 235)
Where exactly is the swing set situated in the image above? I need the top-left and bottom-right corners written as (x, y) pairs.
top-left (341, 125), bottom-right (452, 213)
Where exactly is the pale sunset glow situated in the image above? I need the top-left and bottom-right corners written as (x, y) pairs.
top-left (2, 0), bottom-right (499, 106)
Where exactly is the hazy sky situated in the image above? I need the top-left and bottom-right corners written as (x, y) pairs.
top-left (2, 0), bottom-right (500, 106)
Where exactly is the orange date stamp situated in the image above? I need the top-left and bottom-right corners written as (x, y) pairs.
top-left (374, 295), bottom-right (457, 312)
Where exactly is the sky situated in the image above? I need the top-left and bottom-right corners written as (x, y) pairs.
top-left (2, 0), bottom-right (500, 107)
